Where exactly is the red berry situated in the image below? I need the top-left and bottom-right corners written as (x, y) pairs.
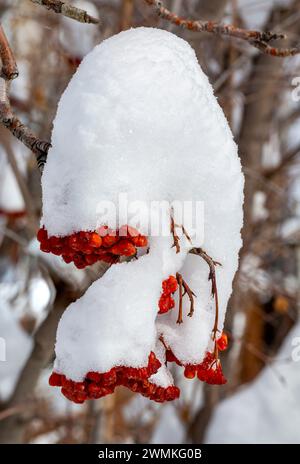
top-left (102, 235), bottom-right (119, 247)
top-left (86, 371), bottom-right (101, 383)
top-left (79, 231), bottom-right (90, 243)
top-left (40, 242), bottom-right (51, 253)
top-left (163, 276), bottom-right (178, 294)
top-left (37, 227), bottom-right (48, 242)
top-left (217, 332), bottom-right (228, 351)
top-left (52, 247), bottom-right (63, 256)
top-left (49, 372), bottom-right (62, 387)
top-left (111, 240), bottom-right (136, 257)
top-left (49, 236), bottom-right (62, 248)
top-left (61, 377), bottom-right (74, 391)
top-left (184, 365), bottom-right (197, 379)
top-left (158, 295), bottom-right (175, 314)
top-left (131, 235), bottom-right (148, 247)
top-left (85, 254), bottom-right (98, 265)
top-left (68, 235), bottom-right (81, 251)
top-left (89, 233), bottom-right (102, 248)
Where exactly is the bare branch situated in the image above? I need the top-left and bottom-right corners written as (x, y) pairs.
top-left (31, 0), bottom-right (99, 24)
top-left (0, 24), bottom-right (18, 80)
top-left (189, 247), bottom-right (221, 340)
top-left (0, 24), bottom-right (50, 173)
top-left (144, 0), bottom-right (300, 57)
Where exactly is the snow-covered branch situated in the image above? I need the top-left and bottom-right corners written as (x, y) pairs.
top-left (30, 0), bottom-right (100, 24)
top-left (0, 24), bottom-right (50, 173)
top-left (144, 0), bottom-right (300, 57)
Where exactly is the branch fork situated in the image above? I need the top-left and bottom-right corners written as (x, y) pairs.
top-left (176, 272), bottom-right (196, 324)
top-left (144, 0), bottom-right (300, 57)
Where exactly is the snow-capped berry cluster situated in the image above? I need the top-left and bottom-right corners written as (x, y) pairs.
top-left (165, 333), bottom-right (228, 386)
top-left (37, 225), bottom-right (148, 269)
top-left (183, 352), bottom-right (227, 385)
top-left (41, 28), bottom-right (244, 405)
top-left (158, 275), bottom-right (178, 314)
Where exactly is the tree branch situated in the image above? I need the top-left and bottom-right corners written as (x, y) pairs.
top-left (0, 25), bottom-right (18, 80)
top-left (30, 0), bottom-right (100, 24)
top-left (144, 0), bottom-right (300, 57)
top-left (0, 24), bottom-right (50, 173)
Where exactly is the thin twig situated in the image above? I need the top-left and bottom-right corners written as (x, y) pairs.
top-left (31, 0), bottom-right (99, 24)
top-left (170, 210), bottom-right (192, 253)
top-left (189, 247), bottom-right (221, 339)
top-left (176, 272), bottom-right (183, 324)
top-left (175, 272), bottom-right (196, 319)
top-left (0, 24), bottom-right (50, 173)
top-left (144, 0), bottom-right (300, 57)
top-left (170, 215), bottom-right (180, 253)
top-left (182, 277), bottom-right (196, 318)
top-left (0, 25), bottom-right (18, 80)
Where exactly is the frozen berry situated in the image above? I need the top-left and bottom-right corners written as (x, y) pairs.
top-left (217, 332), bottom-right (228, 351)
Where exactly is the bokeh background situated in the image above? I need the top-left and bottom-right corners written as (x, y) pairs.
top-left (0, 0), bottom-right (300, 444)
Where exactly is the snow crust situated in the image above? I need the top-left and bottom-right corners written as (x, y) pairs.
top-left (205, 323), bottom-right (300, 444)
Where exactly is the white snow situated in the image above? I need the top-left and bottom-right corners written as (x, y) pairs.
top-left (0, 303), bottom-right (33, 401)
top-left (42, 27), bottom-right (243, 239)
top-left (205, 323), bottom-right (300, 444)
top-left (44, 28), bottom-right (243, 380)
top-left (54, 236), bottom-right (189, 380)
top-left (149, 338), bottom-right (175, 388)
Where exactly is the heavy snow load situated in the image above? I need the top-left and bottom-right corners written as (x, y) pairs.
top-left (41, 27), bottom-right (244, 404)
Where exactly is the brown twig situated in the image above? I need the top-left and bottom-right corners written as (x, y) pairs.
top-left (189, 247), bottom-right (221, 340)
top-left (170, 215), bottom-right (180, 253)
top-left (170, 210), bottom-right (192, 254)
top-left (182, 278), bottom-right (196, 318)
top-left (176, 272), bottom-right (196, 319)
top-left (31, 0), bottom-right (99, 24)
top-left (144, 0), bottom-right (300, 57)
top-left (0, 25), bottom-right (18, 80)
top-left (0, 24), bottom-right (50, 173)
top-left (176, 272), bottom-right (183, 324)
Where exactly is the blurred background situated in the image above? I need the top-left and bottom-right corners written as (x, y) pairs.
top-left (0, 0), bottom-right (300, 444)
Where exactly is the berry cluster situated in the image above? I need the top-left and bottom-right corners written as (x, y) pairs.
top-left (184, 352), bottom-right (227, 385)
top-left (49, 351), bottom-right (163, 404)
top-left (158, 275), bottom-right (178, 314)
top-left (37, 225), bottom-right (148, 269)
top-left (125, 377), bottom-right (180, 403)
top-left (166, 333), bottom-right (228, 386)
